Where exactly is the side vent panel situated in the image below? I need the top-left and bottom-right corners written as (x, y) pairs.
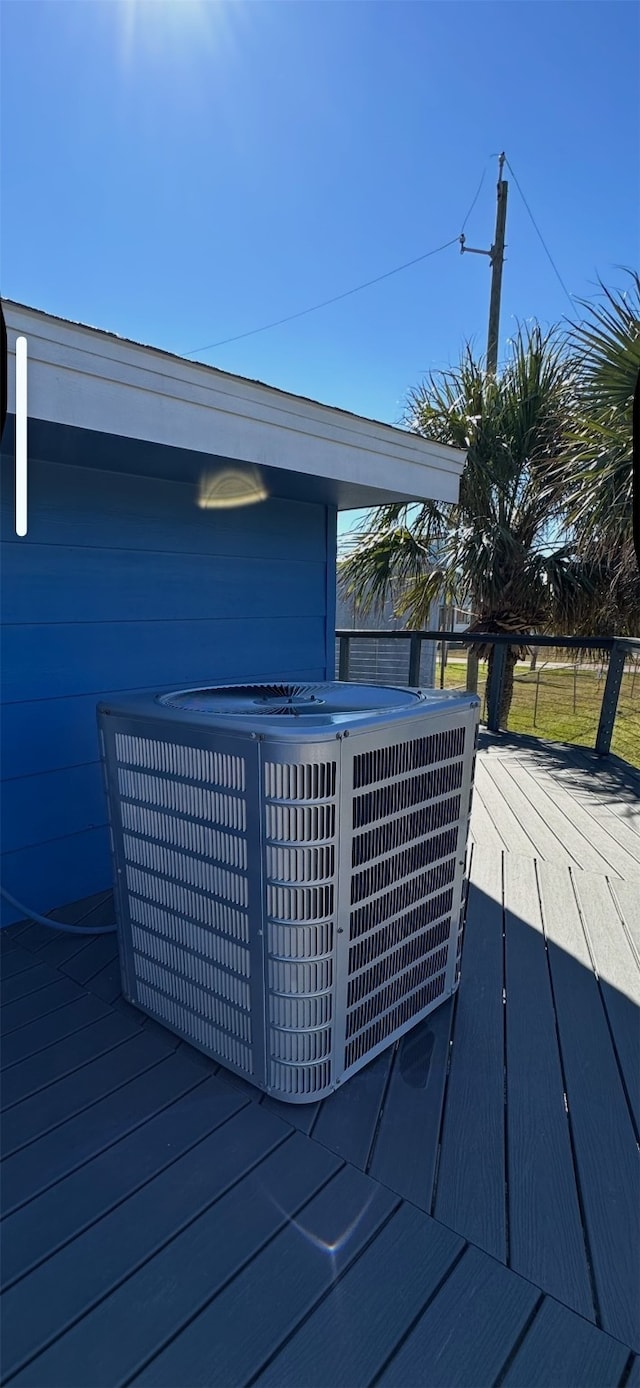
top-left (113, 733), bottom-right (253, 1074)
top-left (344, 727), bottom-right (467, 1074)
top-left (264, 758), bottom-right (337, 1095)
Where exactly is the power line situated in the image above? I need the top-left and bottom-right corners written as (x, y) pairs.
top-left (185, 165), bottom-right (493, 357)
top-left (185, 238), bottom-right (458, 356)
top-left (505, 157), bottom-right (574, 308)
top-left (459, 160), bottom-right (490, 235)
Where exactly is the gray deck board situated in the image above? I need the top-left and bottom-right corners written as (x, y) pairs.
top-left (132, 1166), bottom-right (399, 1388)
top-left (0, 948), bottom-right (43, 981)
top-left (572, 871), bottom-right (640, 1135)
top-left (1, 976), bottom-right (87, 1034)
top-left (472, 767), bottom-right (536, 855)
top-left (468, 780), bottom-right (507, 851)
top-left (34, 932), bottom-right (106, 971)
top-left (538, 860), bottom-right (640, 1350)
top-left (492, 756), bottom-right (613, 872)
top-left (434, 843), bottom-right (506, 1261)
top-left (512, 757), bottom-right (639, 878)
top-left (0, 993), bottom-right (113, 1068)
top-left (1, 735), bottom-right (638, 1383)
top-left (1, 1010), bottom-right (141, 1109)
top-left (377, 1245), bottom-right (540, 1388)
top-left (609, 877), bottom-right (640, 959)
top-left (0, 1077), bottom-right (235, 1287)
top-left (481, 756), bottom-right (584, 867)
top-left (260, 1093), bottom-right (321, 1134)
top-left (2, 1028), bottom-right (175, 1157)
top-left (1, 1103), bottom-right (289, 1380)
top-left (12, 1136), bottom-right (342, 1388)
top-left (501, 1296), bottom-right (631, 1387)
top-left (503, 854), bottom-right (593, 1318)
top-left (1, 959), bottom-right (80, 1004)
top-left (368, 1002), bottom-right (453, 1210)
top-left (310, 1046), bottom-right (394, 1168)
top-left (253, 1205), bottom-right (464, 1388)
top-left (61, 933), bottom-right (120, 985)
top-left (1, 1049), bottom-right (209, 1216)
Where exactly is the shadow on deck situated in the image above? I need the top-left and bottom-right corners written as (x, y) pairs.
top-left (1, 737), bottom-right (638, 1386)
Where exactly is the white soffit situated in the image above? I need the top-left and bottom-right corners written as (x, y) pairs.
top-left (2, 301), bottom-right (466, 507)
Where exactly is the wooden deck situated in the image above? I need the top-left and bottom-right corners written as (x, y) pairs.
top-left (1, 737), bottom-right (638, 1387)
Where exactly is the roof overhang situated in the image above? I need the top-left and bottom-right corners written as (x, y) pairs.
top-left (1, 301), bottom-right (466, 509)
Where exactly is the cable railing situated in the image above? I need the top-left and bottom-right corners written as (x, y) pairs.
top-left (335, 629), bottom-right (640, 760)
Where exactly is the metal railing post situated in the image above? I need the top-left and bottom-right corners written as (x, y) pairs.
top-left (486, 641), bottom-right (507, 732)
top-left (408, 633), bottom-right (422, 686)
top-left (595, 642), bottom-right (626, 755)
top-left (338, 634), bottom-right (351, 682)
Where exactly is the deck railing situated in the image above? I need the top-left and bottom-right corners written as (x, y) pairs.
top-left (335, 629), bottom-right (640, 757)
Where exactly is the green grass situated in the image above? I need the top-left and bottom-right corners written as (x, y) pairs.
top-left (439, 658), bottom-right (640, 769)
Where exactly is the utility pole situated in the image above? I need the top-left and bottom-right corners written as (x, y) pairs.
top-left (460, 152), bottom-right (509, 374)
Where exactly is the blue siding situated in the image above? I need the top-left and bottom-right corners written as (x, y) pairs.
top-left (1, 446), bottom-right (336, 923)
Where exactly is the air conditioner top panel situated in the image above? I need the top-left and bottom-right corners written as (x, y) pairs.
top-left (98, 681), bottom-right (478, 739)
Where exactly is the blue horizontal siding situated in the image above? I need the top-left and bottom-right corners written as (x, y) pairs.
top-left (1, 545), bottom-right (325, 625)
top-left (2, 830), bottom-right (112, 924)
top-left (1, 617), bottom-right (326, 703)
top-left (1, 442), bottom-right (335, 923)
top-left (0, 458), bottom-right (326, 561)
top-left (1, 764), bottom-right (107, 854)
top-left (0, 672), bottom-right (323, 782)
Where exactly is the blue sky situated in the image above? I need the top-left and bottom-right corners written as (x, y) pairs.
top-left (2, 0), bottom-right (638, 519)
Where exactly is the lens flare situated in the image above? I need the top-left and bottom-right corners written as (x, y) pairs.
top-left (197, 464), bottom-right (268, 509)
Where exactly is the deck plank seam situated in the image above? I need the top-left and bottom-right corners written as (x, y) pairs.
top-left (608, 880), bottom-right (640, 972)
top-left (2, 1126), bottom-right (299, 1383)
top-left (569, 870), bottom-right (640, 1148)
top-left (38, 937), bottom-right (99, 967)
top-left (1, 985), bottom-right (91, 1038)
top-left (1, 1047), bottom-right (180, 1157)
top-left (59, 952), bottom-right (120, 989)
top-left (492, 1292), bottom-right (545, 1387)
top-left (534, 859), bottom-right (600, 1329)
top-left (513, 757), bottom-right (639, 877)
top-left (1, 971), bottom-right (90, 1006)
top-left (0, 953), bottom-right (44, 980)
top-left (1, 1059), bottom-right (212, 1219)
top-left (490, 757), bottom-right (591, 872)
top-left (473, 783), bottom-right (511, 854)
top-left (481, 758), bottom-right (569, 865)
top-left (427, 840), bottom-right (476, 1218)
top-left (366, 1242), bottom-right (469, 1388)
top-left (619, 1351), bottom-right (639, 1387)
top-left (364, 1040), bottom-right (399, 1176)
top-left (0, 999), bottom-right (117, 1072)
top-left (113, 1157), bottom-right (349, 1388)
top-left (428, 948), bottom-right (462, 1217)
top-left (239, 1199), bottom-right (405, 1388)
top-left (1, 1025), bottom-right (157, 1113)
top-left (0, 1078), bottom-right (247, 1293)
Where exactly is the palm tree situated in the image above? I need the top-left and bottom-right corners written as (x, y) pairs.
top-left (340, 324), bottom-right (593, 727)
top-left (561, 272), bottom-right (640, 635)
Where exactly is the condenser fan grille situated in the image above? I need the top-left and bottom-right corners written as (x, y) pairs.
top-left (160, 683), bottom-right (324, 716)
top-left (158, 682), bottom-right (422, 719)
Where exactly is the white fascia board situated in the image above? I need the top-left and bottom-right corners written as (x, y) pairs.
top-left (2, 301), bottom-right (466, 506)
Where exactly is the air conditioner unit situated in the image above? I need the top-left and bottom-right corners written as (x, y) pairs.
top-left (98, 682), bottom-right (479, 1102)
